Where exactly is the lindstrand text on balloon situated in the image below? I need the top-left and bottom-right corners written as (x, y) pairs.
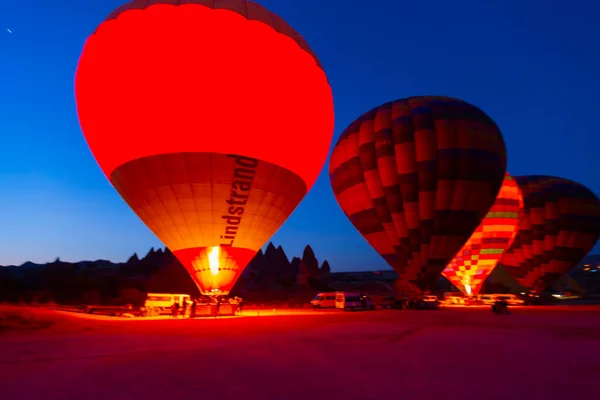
top-left (220, 154), bottom-right (259, 247)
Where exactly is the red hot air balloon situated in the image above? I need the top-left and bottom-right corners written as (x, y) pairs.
top-left (329, 96), bottom-right (507, 290)
top-left (442, 173), bottom-right (523, 296)
top-left (500, 176), bottom-right (600, 294)
top-left (75, 0), bottom-right (334, 296)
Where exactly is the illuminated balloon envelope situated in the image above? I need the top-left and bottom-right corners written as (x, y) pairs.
top-left (500, 176), bottom-right (600, 293)
top-left (442, 173), bottom-right (524, 296)
top-left (75, 0), bottom-right (334, 296)
top-left (329, 96), bottom-right (507, 290)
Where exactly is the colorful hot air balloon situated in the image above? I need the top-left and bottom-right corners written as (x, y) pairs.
top-left (500, 176), bottom-right (600, 293)
top-left (329, 96), bottom-right (507, 290)
top-left (442, 173), bottom-right (523, 296)
top-left (75, 0), bottom-right (334, 296)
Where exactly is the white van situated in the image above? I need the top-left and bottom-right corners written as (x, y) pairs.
top-left (143, 293), bottom-right (191, 316)
top-left (311, 293), bottom-right (337, 308)
top-left (335, 292), bottom-right (375, 311)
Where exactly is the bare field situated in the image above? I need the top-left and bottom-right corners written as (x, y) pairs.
top-left (1, 306), bottom-right (599, 400)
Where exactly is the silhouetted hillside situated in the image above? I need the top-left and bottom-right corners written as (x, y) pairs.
top-left (0, 244), bottom-right (333, 305)
top-left (3, 248), bottom-right (596, 305)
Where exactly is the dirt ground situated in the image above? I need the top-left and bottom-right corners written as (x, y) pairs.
top-left (1, 305), bottom-right (599, 400)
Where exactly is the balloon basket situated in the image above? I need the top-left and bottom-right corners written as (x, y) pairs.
top-left (193, 303), bottom-right (238, 317)
top-left (213, 303), bottom-right (237, 316)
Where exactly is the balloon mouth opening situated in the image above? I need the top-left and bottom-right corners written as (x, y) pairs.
top-left (189, 245), bottom-right (237, 295)
top-left (174, 246), bottom-right (257, 296)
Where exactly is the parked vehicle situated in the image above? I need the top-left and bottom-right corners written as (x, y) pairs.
top-left (81, 304), bottom-right (135, 316)
top-left (381, 296), bottom-right (408, 309)
top-left (142, 293), bottom-right (191, 316)
top-left (335, 292), bottom-right (375, 311)
top-left (410, 295), bottom-right (440, 310)
top-left (478, 294), bottom-right (497, 305)
top-left (478, 294), bottom-right (524, 306)
top-left (494, 294), bottom-right (524, 306)
top-left (310, 293), bottom-right (337, 308)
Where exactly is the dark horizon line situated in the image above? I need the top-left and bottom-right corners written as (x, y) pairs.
top-left (2, 252), bottom-right (599, 273)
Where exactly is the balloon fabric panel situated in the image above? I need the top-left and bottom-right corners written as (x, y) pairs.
top-left (100, 0), bottom-right (324, 70)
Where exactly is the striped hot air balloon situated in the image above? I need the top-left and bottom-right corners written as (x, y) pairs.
top-left (442, 173), bottom-right (524, 296)
top-left (75, 0), bottom-right (334, 296)
top-left (500, 176), bottom-right (600, 293)
top-left (329, 96), bottom-right (507, 290)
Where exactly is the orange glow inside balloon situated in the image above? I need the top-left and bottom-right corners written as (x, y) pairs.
top-left (443, 173), bottom-right (524, 296)
top-left (75, 1), bottom-right (334, 295)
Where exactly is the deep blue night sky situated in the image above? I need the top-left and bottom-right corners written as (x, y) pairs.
top-left (1, 0), bottom-right (598, 270)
